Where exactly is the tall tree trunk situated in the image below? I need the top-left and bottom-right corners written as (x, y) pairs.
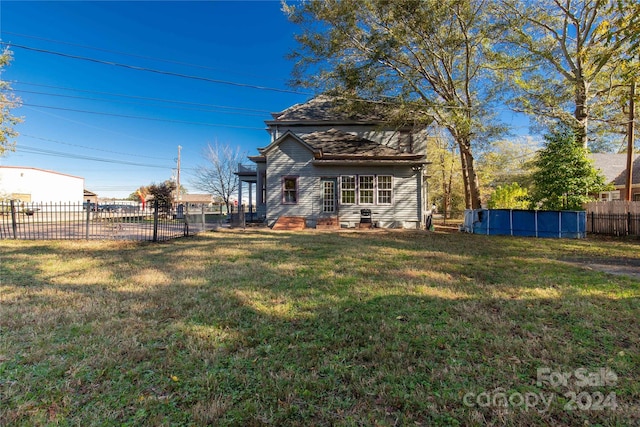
top-left (574, 80), bottom-right (589, 148)
top-left (456, 136), bottom-right (482, 209)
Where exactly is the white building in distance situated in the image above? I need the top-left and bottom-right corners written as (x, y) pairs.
top-left (0, 166), bottom-right (85, 203)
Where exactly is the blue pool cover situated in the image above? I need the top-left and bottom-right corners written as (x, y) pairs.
top-left (462, 209), bottom-right (586, 238)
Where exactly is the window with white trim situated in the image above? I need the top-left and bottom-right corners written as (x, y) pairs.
top-left (341, 176), bottom-right (356, 204)
top-left (377, 175), bottom-right (393, 204)
top-left (359, 175), bottom-right (374, 204)
top-left (282, 176), bottom-right (298, 204)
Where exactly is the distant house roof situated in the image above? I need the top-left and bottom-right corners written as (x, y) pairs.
top-left (179, 194), bottom-right (213, 203)
top-left (267, 95), bottom-right (390, 124)
top-left (592, 153), bottom-right (640, 186)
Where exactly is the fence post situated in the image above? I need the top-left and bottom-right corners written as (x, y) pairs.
top-left (10, 199), bottom-right (17, 239)
top-left (85, 199), bottom-right (91, 240)
top-left (184, 210), bottom-right (190, 237)
top-left (153, 199), bottom-right (159, 242)
top-left (628, 212), bottom-right (632, 236)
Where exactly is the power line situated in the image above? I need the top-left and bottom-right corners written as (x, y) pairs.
top-left (5, 42), bottom-right (311, 96)
top-left (15, 144), bottom-right (173, 169)
top-left (21, 134), bottom-right (171, 161)
top-left (13, 88), bottom-right (268, 117)
top-left (17, 102), bottom-right (266, 130)
top-left (13, 81), bottom-right (274, 114)
top-left (2, 31), bottom-right (289, 84)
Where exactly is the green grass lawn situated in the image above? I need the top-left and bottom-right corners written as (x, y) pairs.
top-left (1, 230), bottom-right (639, 426)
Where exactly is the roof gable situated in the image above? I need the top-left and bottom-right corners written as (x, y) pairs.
top-left (258, 131), bottom-right (319, 156)
top-left (268, 95), bottom-right (389, 124)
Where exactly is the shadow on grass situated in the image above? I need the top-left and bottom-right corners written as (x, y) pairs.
top-left (1, 230), bottom-right (639, 425)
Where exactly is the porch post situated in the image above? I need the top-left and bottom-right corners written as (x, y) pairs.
top-left (249, 182), bottom-right (254, 221)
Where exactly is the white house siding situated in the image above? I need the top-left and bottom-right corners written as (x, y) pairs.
top-left (0, 167), bottom-right (84, 203)
top-left (265, 137), bottom-right (317, 226)
top-left (264, 138), bottom-right (424, 228)
top-left (309, 165), bottom-right (423, 228)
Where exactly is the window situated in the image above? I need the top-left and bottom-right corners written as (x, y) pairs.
top-left (359, 176), bottom-right (374, 204)
top-left (634, 193), bottom-right (640, 202)
top-left (339, 175), bottom-right (394, 205)
top-left (341, 176), bottom-right (356, 204)
top-left (261, 172), bottom-right (266, 204)
top-left (282, 176), bottom-right (298, 204)
top-left (377, 175), bottom-right (393, 204)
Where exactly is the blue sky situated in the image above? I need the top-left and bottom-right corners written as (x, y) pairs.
top-left (0, 1), bottom-right (310, 198)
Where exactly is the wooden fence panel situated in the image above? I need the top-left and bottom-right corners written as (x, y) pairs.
top-left (585, 201), bottom-right (640, 236)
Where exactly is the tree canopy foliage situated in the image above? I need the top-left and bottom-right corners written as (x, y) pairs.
top-left (496, 0), bottom-right (637, 150)
top-left (284, 0), bottom-right (637, 208)
top-left (0, 48), bottom-right (22, 156)
top-left (487, 182), bottom-right (529, 209)
top-left (284, 0), bottom-right (507, 209)
top-left (529, 126), bottom-right (608, 210)
top-left (147, 180), bottom-right (177, 208)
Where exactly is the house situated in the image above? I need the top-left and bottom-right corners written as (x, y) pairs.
top-left (237, 96), bottom-right (430, 229)
top-left (0, 166), bottom-right (84, 203)
top-left (591, 153), bottom-right (640, 201)
top-left (177, 194), bottom-right (216, 210)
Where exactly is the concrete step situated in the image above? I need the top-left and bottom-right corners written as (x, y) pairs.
top-left (272, 216), bottom-right (306, 230)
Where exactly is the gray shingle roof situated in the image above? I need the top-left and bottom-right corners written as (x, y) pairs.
top-left (300, 128), bottom-right (399, 157)
top-left (591, 153), bottom-right (640, 185)
top-left (270, 95), bottom-right (388, 123)
top-left (298, 129), bottom-right (424, 161)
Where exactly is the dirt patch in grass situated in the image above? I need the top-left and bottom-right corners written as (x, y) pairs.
top-left (561, 257), bottom-right (640, 280)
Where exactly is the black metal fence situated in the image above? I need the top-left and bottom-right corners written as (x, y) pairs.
top-left (587, 212), bottom-right (640, 237)
top-left (0, 200), bottom-right (220, 241)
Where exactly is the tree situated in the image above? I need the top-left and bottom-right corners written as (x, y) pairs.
top-left (529, 125), bottom-right (608, 210)
top-left (192, 141), bottom-right (244, 214)
top-left (476, 138), bottom-right (537, 199)
top-left (497, 0), bottom-right (634, 149)
top-left (147, 180), bottom-right (177, 214)
top-left (487, 182), bottom-right (529, 209)
top-left (128, 183), bottom-right (187, 202)
top-left (0, 48), bottom-right (22, 156)
top-left (427, 133), bottom-right (465, 220)
top-left (284, 0), bottom-right (507, 209)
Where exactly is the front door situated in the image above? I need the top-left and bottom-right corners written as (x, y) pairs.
top-left (321, 178), bottom-right (337, 213)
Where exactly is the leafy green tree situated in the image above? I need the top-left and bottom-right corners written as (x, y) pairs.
top-left (487, 182), bottom-right (529, 209)
top-left (284, 0), bottom-right (507, 209)
top-left (529, 126), bottom-right (608, 210)
top-left (128, 184), bottom-right (186, 202)
top-left (476, 138), bottom-right (537, 198)
top-left (496, 0), bottom-right (634, 150)
top-left (427, 133), bottom-right (465, 219)
top-left (148, 180), bottom-right (177, 213)
top-left (0, 48), bottom-right (22, 156)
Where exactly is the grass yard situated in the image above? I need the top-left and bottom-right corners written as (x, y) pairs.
top-left (0, 229), bottom-right (639, 426)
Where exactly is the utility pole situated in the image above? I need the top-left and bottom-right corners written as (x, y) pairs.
top-left (177, 145), bottom-right (182, 202)
top-left (625, 81), bottom-right (635, 201)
